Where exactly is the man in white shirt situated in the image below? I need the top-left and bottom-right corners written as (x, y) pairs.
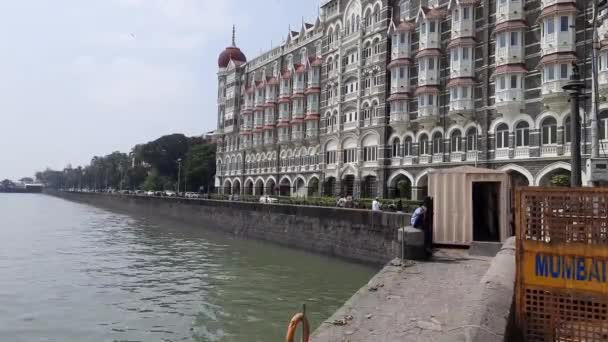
top-left (372, 197), bottom-right (381, 211)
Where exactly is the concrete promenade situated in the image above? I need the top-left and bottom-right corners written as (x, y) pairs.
top-left (311, 243), bottom-right (515, 342)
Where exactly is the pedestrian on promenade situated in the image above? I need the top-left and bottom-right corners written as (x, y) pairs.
top-left (411, 197), bottom-right (433, 255)
top-left (336, 194), bottom-right (346, 208)
top-left (372, 197), bottom-right (381, 211)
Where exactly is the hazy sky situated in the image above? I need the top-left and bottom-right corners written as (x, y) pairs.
top-left (0, 0), bottom-right (320, 180)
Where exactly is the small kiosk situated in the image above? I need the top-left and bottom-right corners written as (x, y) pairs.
top-left (428, 166), bottom-right (511, 245)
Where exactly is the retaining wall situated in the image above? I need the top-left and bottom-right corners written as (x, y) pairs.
top-left (52, 191), bottom-right (410, 265)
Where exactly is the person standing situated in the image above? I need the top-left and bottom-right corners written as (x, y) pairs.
top-left (411, 197), bottom-right (433, 256)
top-left (372, 197), bottom-right (381, 211)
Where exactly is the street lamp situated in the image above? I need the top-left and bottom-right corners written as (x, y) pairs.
top-left (562, 63), bottom-right (587, 187)
top-left (177, 158), bottom-right (182, 194)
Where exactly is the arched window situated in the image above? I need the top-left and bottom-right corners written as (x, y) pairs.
top-left (351, 14), bottom-right (356, 33)
top-left (419, 134), bottom-right (429, 155)
top-left (496, 123), bottom-right (509, 149)
top-left (328, 28), bottom-right (334, 45)
top-left (404, 137), bottom-right (413, 156)
top-left (515, 121), bottom-right (530, 147)
top-left (392, 137), bottom-right (401, 157)
top-left (433, 132), bottom-right (443, 154)
top-left (541, 117), bottom-right (557, 145)
top-left (466, 127), bottom-right (477, 151)
top-left (451, 131), bottom-right (462, 152)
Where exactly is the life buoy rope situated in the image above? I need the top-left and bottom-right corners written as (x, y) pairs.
top-left (285, 312), bottom-right (310, 342)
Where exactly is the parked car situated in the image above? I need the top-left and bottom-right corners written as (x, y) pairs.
top-left (164, 190), bottom-right (176, 197)
top-left (154, 191), bottom-right (163, 197)
top-left (185, 192), bottom-right (200, 199)
top-left (259, 195), bottom-right (277, 204)
top-left (135, 190), bottom-right (145, 196)
top-left (145, 191), bottom-right (155, 196)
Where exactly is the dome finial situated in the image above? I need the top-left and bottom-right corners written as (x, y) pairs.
top-left (231, 25), bottom-right (236, 46)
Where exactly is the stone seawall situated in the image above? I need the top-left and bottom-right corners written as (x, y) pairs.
top-left (51, 192), bottom-right (410, 265)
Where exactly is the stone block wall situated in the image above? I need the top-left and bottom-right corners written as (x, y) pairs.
top-left (52, 192), bottom-right (409, 265)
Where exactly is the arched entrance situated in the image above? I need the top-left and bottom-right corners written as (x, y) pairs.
top-left (254, 179), bottom-right (265, 195)
top-left (294, 178), bottom-right (306, 197)
top-left (508, 170), bottom-right (530, 188)
top-left (244, 179), bottom-right (254, 195)
top-left (389, 174), bottom-right (412, 199)
top-left (538, 168), bottom-right (570, 186)
top-left (323, 177), bottom-right (336, 197)
top-left (232, 179), bottom-right (241, 195)
top-left (342, 175), bottom-right (355, 197)
top-left (415, 174), bottom-right (429, 200)
top-left (266, 178), bottom-right (276, 196)
top-left (362, 175), bottom-right (377, 198)
top-left (279, 178), bottom-right (291, 197)
top-left (308, 177), bottom-right (320, 197)
top-left (223, 180), bottom-right (232, 195)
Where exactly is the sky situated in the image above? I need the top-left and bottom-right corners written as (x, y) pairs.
top-left (0, 0), bottom-right (321, 180)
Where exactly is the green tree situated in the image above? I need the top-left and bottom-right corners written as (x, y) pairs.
top-left (142, 169), bottom-right (163, 191)
top-left (184, 143), bottom-right (216, 193)
top-left (141, 134), bottom-right (190, 178)
top-left (550, 174), bottom-right (570, 187)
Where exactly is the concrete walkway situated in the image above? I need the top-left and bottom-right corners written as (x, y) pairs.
top-left (310, 250), bottom-right (493, 342)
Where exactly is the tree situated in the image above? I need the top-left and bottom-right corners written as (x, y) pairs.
top-left (140, 134), bottom-right (190, 178)
top-left (550, 174), bottom-right (570, 187)
top-left (184, 143), bottom-right (216, 193)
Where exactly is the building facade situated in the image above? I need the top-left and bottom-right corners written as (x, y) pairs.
top-left (215, 0), bottom-right (608, 199)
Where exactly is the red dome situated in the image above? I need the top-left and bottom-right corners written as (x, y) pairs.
top-left (218, 46), bottom-right (246, 68)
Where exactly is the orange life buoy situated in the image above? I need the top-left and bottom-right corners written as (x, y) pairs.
top-left (285, 312), bottom-right (310, 342)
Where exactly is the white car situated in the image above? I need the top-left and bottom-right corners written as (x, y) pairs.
top-left (164, 190), bottom-right (177, 197)
top-left (259, 195), bottom-right (278, 204)
top-left (146, 191), bottom-right (155, 196)
top-left (185, 192), bottom-right (200, 199)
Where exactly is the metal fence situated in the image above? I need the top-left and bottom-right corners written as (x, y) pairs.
top-left (515, 187), bottom-right (608, 342)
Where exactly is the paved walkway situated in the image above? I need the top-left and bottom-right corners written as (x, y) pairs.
top-left (310, 250), bottom-right (492, 342)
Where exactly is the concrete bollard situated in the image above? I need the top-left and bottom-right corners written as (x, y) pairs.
top-left (398, 226), bottom-right (426, 260)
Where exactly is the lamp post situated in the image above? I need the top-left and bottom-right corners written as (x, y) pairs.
top-left (562, 63), bottom-right (586, 187)
top-left (177, 158), bottom-right (182, 194)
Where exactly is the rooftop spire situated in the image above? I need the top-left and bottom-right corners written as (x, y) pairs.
top-left (231, 25), bottom-right (236, 46)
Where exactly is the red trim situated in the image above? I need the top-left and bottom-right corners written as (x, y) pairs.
top-left (491, 64), bottom-right (528, 78)
top-left (290, 118), bottom-right (304, 124)
top-left (304, 87), bottom-right (321, 94)
top-left (537, 52), bottom-right (577, 68)
top-left (447, 37), bottom-right (476, 49)
top-left (387, 93), bottom-right (411, 101)
top-left (388, 58), bottom-right (412, 68)
top-left (278, 97), bottom-right (291, 103)
top-left (277, 122), bottom-right (290, 128)
top-left (414, 86), bottom-right (440, 95)
top-left (415, 48), bottom-right (442, 59)
top-left (537, 3), bottom-right (577, 21)
top-left (305, 114), bottom-right (320, 121)
top-left (494, 20), bottom-right (528, 34)
top-left (447, 77), bottom-right (476, 87)
top-left (291, 93), bottom-right (305, 98)
top-left (396, 20), bottom-right (416, 32)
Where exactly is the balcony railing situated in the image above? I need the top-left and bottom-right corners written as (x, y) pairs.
top-left (514, 146), bottom-right (529, 158)
top-left (496, 46), bottom-right (523, 66)
top-left (449, 99), bottom-right (474, 112)
top-left (599, 70), bottom-right (608, 86)
top-left (541, 32), bottom-right (575, 56)
top-left (563, 144), bottom-right (571, 155)
top-left (306, 129), bottom-right (318, 138)
top-left (343, 92), bottom-right (358, 102)
top-left (450, 152), bottom-right (464, 162)
top-left (495, 148), bottom-right (510, 159)
top-left (392, 46), bottom-right (411, 60)
top-left (541, 145), bottom-right (558, 157)
top-left (419, 32), bottom-right (440, 50)
top-left (496, 1), bottom-right (524, 23)
top-left (278, 134), bottom-right (290, 143)
top-left (541, 81), bottom-right (568, 96)
top-left (541, 0), bottom-right (575, 8)
top-left (432, 153), bottom-right (444, 163)
top-left (466, 150), bottom-right (478, 161)
top-left (418, 70), bottom-right (440, 86)
top-left (451, 20), bottom-right (474, 39)
top-left (450, 60), bottom-right (474, 78)
top-left (495, 89), bottom-right (524, 103)
top-left (390, 112), bottom-right (409, 124)
top-left (343, 121), bottom-right (358, 131)
top-left (419, 105), bottom-right (439, 118)
top-left (343, 63), bottom-right (358, 74)
top-left (291, 131), bottom-right (304, 140)
top-left (404, 156), bottom-right (415, 165)
top-left (419, 155), bottom-right (431, 164)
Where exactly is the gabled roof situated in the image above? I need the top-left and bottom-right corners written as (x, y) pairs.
top-left (416, 6), bottom-right (446, 21)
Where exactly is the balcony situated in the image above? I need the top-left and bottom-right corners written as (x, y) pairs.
top-left (419, 155), bottom-right (431, 164)
top-left (418, 69), bottom-right (440, 86)
top-left (541, 0), bottom-right (576, 7)
top-left (254, 96), bottom-right (264, 107)
top-left (450, 60), bottom-right (474, 78)
top-left (495, 89), bottom-right (525, 118)
top-left (328, 124), bottom-right (340, 134)
top-left (390, 112), bottom-right (409, 124)
top-left (450, 152), bottom-right (464, 162)
top-left (541, 145), bottom-right (558, 157)
top-left (392, 46), bottom-right (411, 60)
top-left (328, 70), bottom-right (338, 79)
top-left (452, 20), bottom-right (474, 39)
top-left (291, 108), bottom-right (305, 119)
top-left (293, 83), bottom-right (305, 94)
top-left (224, 124), bottom-right (234, 133)
top-left (449, 99), bottom-right (475, 113)
top-left (418, 105), bottom-right (439, 118)
top-left (466, 150), bottom-right (478, 161)
top-left (291, 131), bottom-right (304, 141)
top-left (496, 0), bottom-right (524, 23)
top-left (514, 146), bottom-right (529, 158)
top-left (541, 80), bottom-right (568, 104)
top-left (278, 134), bottom-right (290, 143)
top-left (253, 137), bottom-right (263, 146)
top-left (343, 121), bottom-right (358, 131)
top-left (253, 119), bottom-right (264, 128)
top-left (306, 129), bottom-right (318, 138)
top-left (541, 31), bottom-right (575, 56)
top-left (495, 148), bottom-right (510, 159)
top-left (419, 32), bottom-right (440, 50)
top-left (563, 144), bottom-right (570, 155)
top-left (264, 117), bottom-right (276, 126)
top-left (496, 46), bottom-right (523, 66)
top-left (343, 63), bottom-right (358, 74)
top-left (326, 97), bottom-right (339, 107)
top-left (432, 153), bottom-right (444, 163)
top-left (362, 116), bottom-right (382, 127)
top-left (404, 156), bottom-right (416, 165)
top-left (263, 136), bottom-right (275, 145)
top-left (343, 92), bottom-right (358, 102)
